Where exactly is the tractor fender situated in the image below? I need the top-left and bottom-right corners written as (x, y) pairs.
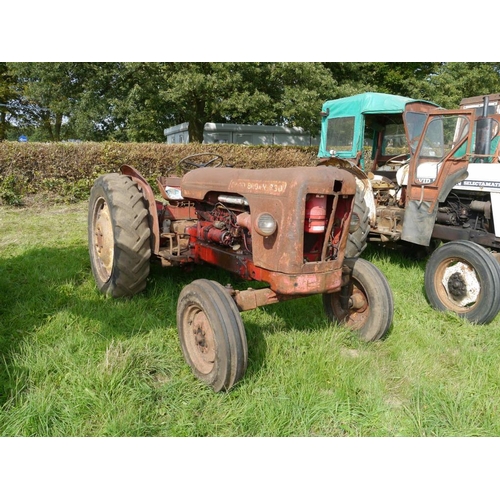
top-left (120, 164), bottom-right (161, 254)
top-left (438, 168), bottom-right (469, 202)
top-left (401, 168), bottom-right (469, 246)
top-left (355, 177), bottom-right (377, 227)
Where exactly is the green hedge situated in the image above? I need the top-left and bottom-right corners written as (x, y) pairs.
top-left (0, 142), bottom-right (319, 205)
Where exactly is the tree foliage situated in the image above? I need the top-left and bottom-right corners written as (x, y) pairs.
top-left (1, 62), bottom-right (499, 143)
top-left (159, 62), bottom-right (337, 141)
top-left (421, 62), bottom-right (500, 108)
top-left (0, 63), bottom-right (20, 141)
top-left (6, 62), bottom-right (88, 141)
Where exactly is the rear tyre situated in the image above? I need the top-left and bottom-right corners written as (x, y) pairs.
top-left (323, 258), bottom-right (394, 341)
top-left (88, 173), bottom-right (151, 298)
top-left (177, 279), bottom-right (248, 392)
top-left (424, 240), bottom-right (500, 324)
top-left (345, 186), bottom-right (370, 258)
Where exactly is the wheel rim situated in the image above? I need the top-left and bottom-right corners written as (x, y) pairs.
top-left (92, 197), bottom-right (114, 283)
top-left (331, 281), bottom-right (370, 330)
top-left (433, 258), bottom-right (481, 312)
top-left (182, 304), bottom-right (216, 375)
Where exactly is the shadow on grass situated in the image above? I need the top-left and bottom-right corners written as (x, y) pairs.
top-left (0, 245), bottom-right (188, 405)
top-left (0, 242), bottom-right (398, 402)
top-left (0, 248), bottom-right (274, 401)
top-left (0, 245), bottom-right (120, 404)
top-left (362, 241), bottom-right (439, 317)
top-left (143, 258), bottom-right (398, 384)
top-left (362, 241), bottom-right (429, 271)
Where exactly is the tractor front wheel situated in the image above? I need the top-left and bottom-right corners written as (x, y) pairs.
top-left (177, 279), bottom-right (248, 392)
top-left (424, 240), bottom-right (500, 324)
top-left (323, 258), bottom-right (394, 341)
top-left (88, 173), bottom-right (152, 298)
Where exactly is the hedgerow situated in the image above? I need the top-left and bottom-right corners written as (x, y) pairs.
top-left (0, 142), bottom-right (319, 205)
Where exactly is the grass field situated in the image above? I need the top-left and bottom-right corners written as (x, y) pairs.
top-left (1, 200), bottom-right (500, 438)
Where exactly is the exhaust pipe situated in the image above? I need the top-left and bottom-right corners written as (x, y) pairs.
top-left (475, 95), bottom-right (492, 160)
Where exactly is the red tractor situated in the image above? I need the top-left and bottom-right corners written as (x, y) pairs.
top-left (88, 153), bottom-right (394, 391)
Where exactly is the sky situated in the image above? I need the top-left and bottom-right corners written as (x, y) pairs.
top-left (4, 2), bottom-right (481, 62)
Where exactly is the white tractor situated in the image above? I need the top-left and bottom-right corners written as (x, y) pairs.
top-left (318, 92), bottom-right (500, 324)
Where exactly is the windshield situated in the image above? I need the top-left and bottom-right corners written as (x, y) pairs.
top-left (415, 115), bottom-right (470, 184)
top-left (406, 111), bottom-right (431, 153)
top-left (326, 116), bottom-right (355, 154)
top-left (381, 122), bottom-right (408, 155)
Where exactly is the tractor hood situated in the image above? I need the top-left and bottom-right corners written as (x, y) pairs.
top-left (180, 165), bottom-right (356, 201)
top-left (180, 165), bottom-right (357, 276)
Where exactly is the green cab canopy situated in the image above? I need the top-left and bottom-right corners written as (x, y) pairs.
top-left (318, 92), bottom-right (438, 159)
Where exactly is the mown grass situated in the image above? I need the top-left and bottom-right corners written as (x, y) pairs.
top-left (1, 201), bottom-right (500, 437)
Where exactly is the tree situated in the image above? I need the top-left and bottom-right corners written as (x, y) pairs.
top-left (70, 63), bottom-right (175, 142)
top-left (0, 63), bottom-right (20, 141)
top-left (7, 62), bottom-right (87, 141)
top-left (323, 62), bottom-right (441, 98)
top-left (160, 62), bottom-right (337, 142)
top-left (324, 62), bottom-right (500, 108)
top-left (4, 62), bottom-right (500, 143)
top-left (419, 62), bottom-right (500, 108)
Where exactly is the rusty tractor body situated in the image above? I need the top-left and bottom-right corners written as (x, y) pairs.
top-left (88, 153), bottom-right (394, 391)
top-left (318, 92), bottom-right (500, 324)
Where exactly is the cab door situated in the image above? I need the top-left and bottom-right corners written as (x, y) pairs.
top-left (403, 101), bottom-right (441, 153)
top-left (401, 109), bottom-right (475, 246)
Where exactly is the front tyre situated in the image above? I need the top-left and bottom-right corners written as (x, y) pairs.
top-left (323, 258), bottom-right (394, 341)
top-left (88, 173), bottom-right (151, 298)
top-left (177, 279), bottom-right (248, 392)
top-left (424, 240), bottom-right (500, 324)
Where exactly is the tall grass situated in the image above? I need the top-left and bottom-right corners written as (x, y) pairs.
top-left (1, 201), bottom-right (500, 437)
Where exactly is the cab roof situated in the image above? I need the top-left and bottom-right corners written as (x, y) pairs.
top-left (321, 92), bottom-right (438, 118)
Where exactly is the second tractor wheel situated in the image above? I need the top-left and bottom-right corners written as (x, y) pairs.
top-left (345, 185), bottom-right (370, 258)
top-left (177, 279), bottom-right (248, 392)
top-left (424, 240), bottom-right (500, 324)
top-left (88, 173), bottom-right (152, 298)
top-left (323, 258), bottom-right (394, 341)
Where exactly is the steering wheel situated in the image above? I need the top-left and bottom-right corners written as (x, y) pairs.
top-left (178, 153), bottom-right (224, 170)
top-left (385, 153), bottom-right (410, 165)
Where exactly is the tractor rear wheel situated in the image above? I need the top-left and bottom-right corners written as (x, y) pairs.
top-left (424, 240), bottom-right (500, 324)
top-left (323, 258), bottom-right (393, 341)
top-left (88, 173), bottom-right (151, 298)
top-left (345, 185), bottom-right (370, 258)
top-left (177, 279), bottom-right (248, 392)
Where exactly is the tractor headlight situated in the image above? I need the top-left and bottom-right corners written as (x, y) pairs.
top-left (255, 213), bottom-right (277, 236)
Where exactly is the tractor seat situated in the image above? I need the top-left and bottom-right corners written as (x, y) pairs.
top-left (157, 176), bottom-right (184, 201)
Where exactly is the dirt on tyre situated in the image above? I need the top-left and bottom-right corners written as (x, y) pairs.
top-left (323, 258), bottom-right (394, 341)
top-left (424, 240), bottom-right (500, 324)
top-left (177, 279), bottom-right (248, 392)
top-left (88, 173), bottom-right (152, 298)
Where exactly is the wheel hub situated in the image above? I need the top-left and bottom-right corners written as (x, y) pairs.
top-left (93, 199), bottom-right (114, 281)
top-left (446, 272), bottom-right (467, 298)
top-left (442, 262), bottom-right (480, 307)
top-left (186, 309), bottom-right (215, 374)
top-left (194, 327), bottom-right (209, 353)
top-left (349, 290), bottom-right (368, 312)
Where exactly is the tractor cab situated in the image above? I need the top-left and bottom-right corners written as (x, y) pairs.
top-left (318, 92), bottom-right (440, 179)
top-left (460, 93), bottom-right (500, 116)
